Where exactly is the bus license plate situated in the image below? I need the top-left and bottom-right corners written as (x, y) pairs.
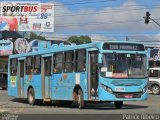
top-left (115, 87), bottom-right (125, 92)
top-left (124, 94), bottom-right (133, 98)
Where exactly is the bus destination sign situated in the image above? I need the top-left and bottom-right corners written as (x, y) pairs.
top-left (103, 43), bottom-right (145, 51)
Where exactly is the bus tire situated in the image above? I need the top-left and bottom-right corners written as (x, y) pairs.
top-left (28, 88), bottom-right (36, 105)
top-left (78, 89), bottom-right (84, 109)
top-left (2, 87), bottom-right (7, 90)
top-left (114, 101), bottom-right (123, 109)
top-left (151, 85), bottom-right (160, 95)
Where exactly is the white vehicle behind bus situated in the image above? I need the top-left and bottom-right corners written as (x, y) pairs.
top-left (148, 68), bottom-right (160, 95)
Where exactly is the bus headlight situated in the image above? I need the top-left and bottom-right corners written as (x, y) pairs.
top-left (101, 84), bottom-right (113, 94)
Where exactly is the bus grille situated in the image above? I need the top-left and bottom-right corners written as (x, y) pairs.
top-left (113, 92), bottom-right (142, 98)
top-left (111, 80), bottom-right (143, 86)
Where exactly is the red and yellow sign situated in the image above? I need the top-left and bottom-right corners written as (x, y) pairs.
top-left (112, 73), bottom-right (128, 78)
top-left (0, 2), bottom-right (54, 32)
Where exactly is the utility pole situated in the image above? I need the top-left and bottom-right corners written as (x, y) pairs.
top-left (143, 11), bottom-right (160, 27)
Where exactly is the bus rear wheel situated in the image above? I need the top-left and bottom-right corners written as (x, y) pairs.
top-left (114, 101), bottom-right (123, 109)
top-left (28, 88), bottom-right (36, 105)
top-left (77, 89), bottom-right (84, 109)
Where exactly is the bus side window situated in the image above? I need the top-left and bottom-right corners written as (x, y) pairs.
top-left (53, 53), bottom-right (63, 73)
top-left (26, 57), bottom-right (33, 75)
top-left (75, 50), bottom-right (86, 72)
top-left (44, 58), bottom-right (52, 76)
top-left (10, 59), bottom-right (18, 76)
top-left (64, 51), bottom-right (74, 73)
top-left (34, 56), bottom-right (41, 74)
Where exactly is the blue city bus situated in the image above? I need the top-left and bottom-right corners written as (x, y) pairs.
top-left (8, 41), bottom-right (148, 109)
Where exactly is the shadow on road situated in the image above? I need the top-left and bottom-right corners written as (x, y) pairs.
top-left (11, 98), bottom-right (28, 104)
top-left (0, 88), bottom-right (7, 90)
top-left (10, 98), bottom-right (148, 110)
top-left (81, 103), bottom-right (148, 110)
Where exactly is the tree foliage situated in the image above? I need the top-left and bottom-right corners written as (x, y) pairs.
top-left (30, 32), bottom-right (46, 40)
top-left (67, 36), bottom-right (91, 44)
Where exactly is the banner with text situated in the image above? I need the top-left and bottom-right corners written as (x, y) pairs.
top-left (0, 1), bottom-right (54, 32)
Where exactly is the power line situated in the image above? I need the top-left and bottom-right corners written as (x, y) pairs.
top-left (54, 17), bottom-right (160, 28)
top-left (55, 0), bottom-right (108, 4)
top-left (131, 41), bottom-right (160, 42)
top-left (56, 32), bottom-right (159, 34)
top-left (55, 6), bottom-right (160, 17)
top-left (52, 0), bottom-right (159, 6)
top-left (54, 0), bottom-right (116, 6)
top-left (54, 2), bottom-right (160, 10)
top-left (55, 19), bottom-right (143, 27)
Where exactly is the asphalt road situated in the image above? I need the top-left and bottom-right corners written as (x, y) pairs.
top-left (0, 89), bottom-right (160, 114)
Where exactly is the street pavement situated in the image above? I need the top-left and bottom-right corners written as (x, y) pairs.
top-left (0, 89), bottom-right (160, 114)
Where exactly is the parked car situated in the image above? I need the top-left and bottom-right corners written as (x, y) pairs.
top-left (148, 68), bottom-right (160, 95)
top-left (0, 72), bottom-right (8, 90)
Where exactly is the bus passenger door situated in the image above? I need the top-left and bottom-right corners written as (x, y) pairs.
top-left (18, 60), bottom-right (25, 97)
top-left (42, 57), bottom-right (52, 99)
top-left (88, 51), bottom-right (98, 100)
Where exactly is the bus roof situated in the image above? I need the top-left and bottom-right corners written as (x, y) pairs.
top-left (9, 41), bottom-right (145, 59)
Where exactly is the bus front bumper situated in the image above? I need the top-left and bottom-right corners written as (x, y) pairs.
top-left (98, 87), bottom-right (148, 101)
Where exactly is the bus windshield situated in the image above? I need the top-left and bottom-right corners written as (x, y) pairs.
top-left (101, 53), bottom-right (147, 78)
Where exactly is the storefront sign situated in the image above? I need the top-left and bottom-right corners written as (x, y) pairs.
top-left (0, 39), bottom-right (13, 56)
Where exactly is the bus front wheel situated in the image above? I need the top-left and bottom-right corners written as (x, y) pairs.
top-left (77, 89), bottom-right (84, 109)
top-left (28, 88), bottom-right (36, 105)
top-left (114, 101), bottom-right (123, 109)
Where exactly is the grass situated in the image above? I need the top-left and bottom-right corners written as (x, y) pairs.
top-left (0, 111), bottom-right (10, 116)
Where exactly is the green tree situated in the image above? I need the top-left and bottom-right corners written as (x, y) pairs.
top-left (68, 36), bottom-right (91, 44)
top-left (30, 32), bottom-right (46, 40)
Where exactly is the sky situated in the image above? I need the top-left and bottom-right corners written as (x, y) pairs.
top-left (1, 0), bottom-right (160, 46)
